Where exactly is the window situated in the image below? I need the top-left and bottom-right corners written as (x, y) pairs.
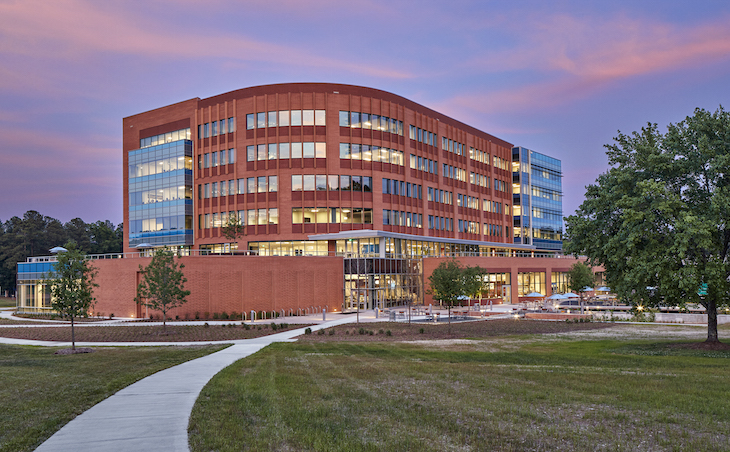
top-left (339, 111), bottom-right (350, 127)
top-left (247, 145), bottom-right (255, 162)
top-left (267, 111), bottom-right (277, 127)
top-left (316, 175), bottom-right (327, 191)
top-left (291, 175), bottom-right (303, 191)
top-left (246, 114), bottom-right (255, 130)
top-left (278, 111), bottom-right (289, 127)
top-left (257, 176), bottom-right (267, 193)
top-left (303, 142), bottom-right (315, 159)
top-left (315, 142), bottom-right (326, 158)
top-left (220, 119), bottom-right (226, 135)
top-left (268, 175), bottom-right (278, 192)
top-left (256, 112), bottom-right (266, 129)
top-left (211, 121), bottom-right (218, 136)
top-left (302, 110), bottom-right (314, 126)
top-left (291, 142), bottom-right (302, 159)
top-left (303, 175), bottom-right (315, 191)
top-left (228, 148), bottom-right (236, 163)
top-left (228, 117), bottom-right (235, 133)
top-left (237, 178), bottom-right (245, 194)
top-left (340, 143), bottom-right (351, 159)
top-left (268, 143), bottom-right (277, 160)
top-left (279, 143), bottom-right (290, 159)
top-left (291, 110), bottom-right (302, 126)
top-left (269, 208), bottom-right (279, 224)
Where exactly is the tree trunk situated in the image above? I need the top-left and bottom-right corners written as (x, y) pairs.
top-left (163, 312), bottom-right (167, 332)
top-left (71, 316), bottom-right (75, 351)
top-left (706, 297), bottom-right (719, 343)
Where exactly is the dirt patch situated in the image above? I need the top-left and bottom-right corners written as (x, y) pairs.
top-left (54, 347), bottom-right (94, 355)
top-left (299, 319), bottom-right (614, 342)
top-left (668, 341), bottom-right (730, 351)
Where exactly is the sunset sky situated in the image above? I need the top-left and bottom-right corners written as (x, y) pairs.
top-left (1, 0), bottom-right (729, 225)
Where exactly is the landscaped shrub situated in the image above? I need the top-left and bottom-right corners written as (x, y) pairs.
top-left (204, 322), bottom-right (209, 328)
top-left (221, 312), bottom-right (229, 320)
top-left (280, 323), bottom-right (288, 329)
top-left (109, 313), bottom-right (114, 320)
top-left (195, 312), bottom-right (200, 320)
top-left (359, 327), bottom-right (366, 335)
top-left (378, 329), bottom-right (384, 335)
top-left (368, 330), bottom-right (374, 335)
top-left (204, 312), bottom-right (210, 320)
top-left (231, 311), bottom-right (238, 320)
top-left (271, 323), bottom-right (278, 331)
top-left (317, 329), bottom-right (325, 335)
top-left (386, 330), bottom-right (392, 336)
top-left (419, 328), bottom-right (425, 334)
top-left (213, 313), bottom-right (219, 320)
top-left (175, 315), bottom-right (180, 320)
top-left (329, 329), bottom-right (335, 336)
top-left (304, 327), bottom-right (312, 335)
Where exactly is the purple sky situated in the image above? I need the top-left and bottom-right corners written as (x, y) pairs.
top-left (1, 0), bottom-right (729, 225)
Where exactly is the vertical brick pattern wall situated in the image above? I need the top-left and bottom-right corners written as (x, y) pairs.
top-left (90, 256), bottom-right (343, 319)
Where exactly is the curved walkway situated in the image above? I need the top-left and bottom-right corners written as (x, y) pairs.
top-left (32, 315), bottom-right (359, 452)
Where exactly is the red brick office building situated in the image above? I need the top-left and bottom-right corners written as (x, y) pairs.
top-left (18, 83), bottom-right (587, 318)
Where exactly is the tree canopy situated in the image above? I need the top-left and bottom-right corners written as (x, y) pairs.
top-left (565, 107), bottom-right (730, 342)
top-left (0, 211), bottom-right (121, 296)
top-left (135, 248), bottom-right (190, 330)
top-left (46, 241), bottom-right (98, 350)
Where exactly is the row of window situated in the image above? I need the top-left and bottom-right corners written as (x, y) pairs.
top-left (469, 171), bottom-right (490, 188)
top-left (382, 178), bottom-right (422, 199)
top-left (427, 187), bottom-right (453, 205)
top-left (129, 155), bottom-right (193, 179)
top-left (494, 156), bottom-right (509, 171)
top-left (409, 154), bottom-right (438, 175)
top-left (532, 207), bottom-right (563, 222)
top-left (293, 207), bottom-right (373, 224)
top-left (339, 111), bottom-right (404, 135)
top-left (485, 200), bottom-right (505, 214)
top-left (495, 179), bottom-right (507, 192)
top-left (442, 137), bottom-right (466, 156)
top-left (246, 110), bottom-right (326, 129)
top-left (131, 186), bottom-right (192, 206)
top-left (129, 215), bottom-right (192, 234)
top-left (198, 119), bottom-right (236, 139)
top-left (443, 163), bottom-right (467, 182)
top-left (469, 146), bottom-right (489, 164)
top-left (531, 186), bottom-right (561, 201)
top-left (200, 209), bottom-right (279, 229)
top-left (484, 223), bottom-right (505, 237)
top-left (292, 174), bottom-right (373, 192)
top-left (457, 194), bottom-right (480, 210)
top-left (409, 125), bottom-right (437, 146)
top-left (199, 149), bottom-right (236, 169)
top-left (339, 143), bottom-right (405, 165)
top-left (199, 176), bottom-right (279, 198)
top-left (140, 128), bottom-right (191, 149)
top-left (428, 215), bottom-right (453, 231)
top-left (458, 220), bottom-right (480, 234)
top-left (247, 142), bottom-right (326, 161)
top-left (383, 210), bottom-right (423, 228)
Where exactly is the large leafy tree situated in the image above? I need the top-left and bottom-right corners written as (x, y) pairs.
top-left (47, 241), bottom-right (98, 351)
top-left (135, 248), bottom-right (190, 330)
top-left (565, 107), bottom-right (730, 343)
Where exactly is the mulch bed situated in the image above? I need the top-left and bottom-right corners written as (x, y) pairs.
top-left (0, 323), bottom-right (310, 342)
top-left (299, 319), bottom-right (615, 342)
top-left (54, 347), bottom-right (94, 355)
top-left (668, 341), bottom-right (730, 351)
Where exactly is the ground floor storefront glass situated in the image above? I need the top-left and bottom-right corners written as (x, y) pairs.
top-left (517, 271), bottom-right (546, 296)
top-left (343, 258), bottom-right (422, 312)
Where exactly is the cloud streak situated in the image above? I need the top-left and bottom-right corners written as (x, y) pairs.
top-left (454, 13), bottom-right (730, 114)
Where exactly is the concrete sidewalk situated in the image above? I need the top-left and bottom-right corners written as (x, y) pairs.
top-left (33, 316), bottom-right (358, 452)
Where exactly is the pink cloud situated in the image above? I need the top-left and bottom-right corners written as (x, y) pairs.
top-left (0, 0), bottom-right (412, 80)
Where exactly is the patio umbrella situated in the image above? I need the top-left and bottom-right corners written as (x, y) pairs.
top-left (525, 292), bottom-right (544, 297)
top-left (546, 293), bottom-right (566, 300)
top-left (563, 293), bottom-right (580, 298)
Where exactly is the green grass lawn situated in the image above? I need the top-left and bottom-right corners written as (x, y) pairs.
top-left (189, 338), bottom-right (730, 451)
top-left (0, 297), bottom-right (15, 308)
top-left (0, 344), bottom-right (227, 452)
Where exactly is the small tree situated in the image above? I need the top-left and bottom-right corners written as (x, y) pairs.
top-left (567, 262), bottom-right (595, 314)
top-left (428, 259), bottom-right (464, 326)
top-left (135, 248), bottom-right (190, 331)
top-left (46, 241), bottom-right (98, 351)
top-left (221, 214), bottom-right (245, 253)
top-left (463, 265), bottom-right (487, 305)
